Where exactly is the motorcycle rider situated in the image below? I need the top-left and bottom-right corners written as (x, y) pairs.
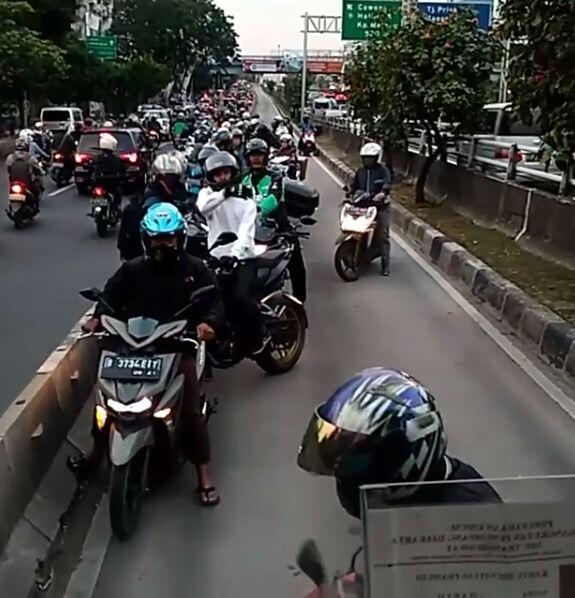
top-left (172, 112), bottom-right (187, 141)
top-left (6, 138), bottom-right (44, 208)
top-left (20, 129), bottom-right (50, 163)
top-left (196, 152), bottom-right (267, 357)
top-left (231, 128), bottom-right (247, 172)
top-left (77, 203), bottom-right (223, 506)
top-left (300, 115), bottom-right (315, 133)
top-left (92, 132), bottom-right (125, 213)
top-left (297, 367), bottom-right (501, 596)
top-left (240, 138), bottom-right (307, 303)
top-left (212, 128), bottom-right (233, 153)
top-left (58, 122), bottom-right (83, 179)
top-left (349, 143), bottom-right (392, 277)
top-left (117, 154), bottom-right (187, 261)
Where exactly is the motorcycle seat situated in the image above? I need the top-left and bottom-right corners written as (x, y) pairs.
top-left (254, 248), bottom-right (286, 269)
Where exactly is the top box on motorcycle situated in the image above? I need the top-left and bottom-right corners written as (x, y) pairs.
top-left (283, 179), bottom-right (319, 218)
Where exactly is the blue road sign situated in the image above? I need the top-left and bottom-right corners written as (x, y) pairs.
top-left (419, 2), bottom-right (492, 30)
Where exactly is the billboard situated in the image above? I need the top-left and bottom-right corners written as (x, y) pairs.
top-left (242, 56), bottom-right (344, 75)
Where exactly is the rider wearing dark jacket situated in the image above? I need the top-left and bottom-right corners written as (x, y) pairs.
top-left (79, 203), bottom-right (224, 506)
top-left (240, 138), bottom-right (307, 303)
top-left (349, 143), bottom-right (393, 277)
top-left (298, 367), bottom-right (501, 522)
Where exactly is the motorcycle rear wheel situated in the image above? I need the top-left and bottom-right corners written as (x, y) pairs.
top-left (96, 220), bottom-right (109, 237)
top-left (334, 239), bottom-right (361, 282)
top-left (109, 448), bottom-right (148, 541)
top-left (256, 295), bottom-right (306, 375)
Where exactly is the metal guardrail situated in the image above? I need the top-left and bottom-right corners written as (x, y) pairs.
top-left (312, 115), bottom-right (575, 195)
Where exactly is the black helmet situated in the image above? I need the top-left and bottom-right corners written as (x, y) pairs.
top-left (245, 137), bottom-right (269, 157)
top-left (204, 151), bottom-right (240, 189)
top-left (213, 128), bottom-right (232, 151)
top-left (297, 368), bottom-right (447, 518)
top-left (197, 143), bottom-right (218, 167)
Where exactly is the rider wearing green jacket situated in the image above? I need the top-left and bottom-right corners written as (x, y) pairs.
top-left (240, 138), bottom-right (308, 303)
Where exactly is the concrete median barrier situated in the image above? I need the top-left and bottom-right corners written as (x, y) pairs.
top-left (0, 313), bottom-right (98, 574)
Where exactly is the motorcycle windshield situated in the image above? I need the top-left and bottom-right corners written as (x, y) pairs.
top-left (127, 317), bottom-right (160, 339)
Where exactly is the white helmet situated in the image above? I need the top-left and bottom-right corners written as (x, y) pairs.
top-left (99, 132), bottom-right (118, 151)
top-left (102, 120), bottom-right (114, 128)
top-left (250, 117), bottom-right (260, 127)
top-left (280, 132), bottom-right (292, 144)
top-left (34, 121), bottom-right (43, 131)
top-left (242, 111), bottom-right (250, 120)
top-left (18, 129), bottom-right (34, 144)
top-left (153, 153), bottom-right (185, 176)
top-left (169, 149), bottom-right (188, 170)
top-left (221, 121), bottom-right (232, 130)
top-left (360, 142), bottom-right (382, 158)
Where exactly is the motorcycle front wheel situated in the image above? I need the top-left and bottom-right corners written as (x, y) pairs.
top-left (109, 448), bottom-right (149, 541)
top-left (334, 239), bottom-right (361, 282)
top-left (256, 294), bottom-right (307, 375)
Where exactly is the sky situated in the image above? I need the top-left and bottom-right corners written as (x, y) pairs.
top-left (215, 0), bottom-right (344, 55)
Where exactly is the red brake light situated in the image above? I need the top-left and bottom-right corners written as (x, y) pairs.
top-left (120, 152), bottom-right (139, 164)
top-left (94, 186), bottom-right (105, 197)
top-left (75, 153), bottom-right (89, 164)
top-left (10, 183), bottom-right (24, 194)
top-left (54, 152), bottom-right (63, 160)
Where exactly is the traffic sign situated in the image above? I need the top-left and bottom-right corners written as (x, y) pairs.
top-left (342, 0), bottom-right (402, 41)
top-left (419, 2), bottom-right (492, 30)
top-left (86, 36), bottom-right (117, 60)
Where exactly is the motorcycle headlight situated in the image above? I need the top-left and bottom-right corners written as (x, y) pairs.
top-left (107, 397), bottom-right (152, 414)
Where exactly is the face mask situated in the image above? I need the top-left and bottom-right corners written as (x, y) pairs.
top-left (149, 244), bottom-right (179, 266)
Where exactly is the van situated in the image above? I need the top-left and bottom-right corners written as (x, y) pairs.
top-left (40, 107), bottom-right (84, 134)
top-left (311, 96), bottom-right (347, 119)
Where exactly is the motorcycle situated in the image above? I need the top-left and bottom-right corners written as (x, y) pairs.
top-left (89, 184), bottom-right (121, 237)
top-left (6, 180), bottom-right (40, 229)
top-left (204, 229), bottom-right (310, 375)
top-left (300, 131), bottom-right (319, 157)
top-left (334, 181), bottom-right (388, 282)
top-left (270, 154), bottom-right (299, 180)
top-left (50, 151), bottom-right (73, 187)
top-left (78, 285), bottom-right (217, 540)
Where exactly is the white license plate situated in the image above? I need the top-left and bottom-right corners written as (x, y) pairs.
top-left (9, 194), bottom-right (26, 202)
top-left (91, 198), bottom-right (108, 207)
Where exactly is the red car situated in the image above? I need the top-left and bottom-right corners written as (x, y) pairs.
top-left (74, 128), bottom-right (151, 195)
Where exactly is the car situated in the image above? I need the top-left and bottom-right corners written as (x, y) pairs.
top-left (40, 106), bottom-right (84, 147)
top-left (74, 128), bottom-right (151, 195)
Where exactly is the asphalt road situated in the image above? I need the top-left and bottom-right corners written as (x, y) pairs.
top-left (0, 172), bottom-right (119, 412)
top-left (91, 89), bottom-right (575, 597)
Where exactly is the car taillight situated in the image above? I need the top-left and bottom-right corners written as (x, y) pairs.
top-left (120, 152), bottom-right (139, 164)
top-left (75, 153), bottom-right (90, 164)
top-left (54, 152), bottom-right (63, 160)
top-left (94, 186), bottom-right (105, 197)
top-left (10, 183), bottom-right (24, 194)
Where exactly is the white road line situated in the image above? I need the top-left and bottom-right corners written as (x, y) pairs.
top-left (47, 183), bottom-right (75, 197)
top-left (313, 151), bottom-right (575, 420)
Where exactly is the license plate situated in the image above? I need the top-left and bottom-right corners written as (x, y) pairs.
top-left (347, 206), bottom-right (370, 217)
top-left (91, 198), bottom-right (108, 207)
top-left (9, 194), bottom-right (26, 202)
top-left (101, 356), bottom-right (163, 381)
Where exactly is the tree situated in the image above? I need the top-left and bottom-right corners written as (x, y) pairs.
top-left (346, 10), bottom-right (497, 203)
top-left (112, 0), bottom-right (238, 88)
top-left (26, 0), bottom-right (76, 45)
top-left (497, 0), bottom-right (575, 177)
top-left (0, 1), bottom-right (67, 110)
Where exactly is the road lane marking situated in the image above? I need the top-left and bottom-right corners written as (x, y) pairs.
top-left (48, 183), bottom-right (75, 197)
top-left (312, 152), bottom-right (575, 420)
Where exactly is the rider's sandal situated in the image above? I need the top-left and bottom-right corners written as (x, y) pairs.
top-left (196, 486), bottom-right (220, 507)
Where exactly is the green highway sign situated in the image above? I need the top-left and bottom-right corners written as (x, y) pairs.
top-left (86, 36), bottom-right (117, 60)
top-left (342, 0), bottom-right (402, 41)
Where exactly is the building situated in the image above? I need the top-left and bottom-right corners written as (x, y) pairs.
top-left (72, 0), bottom-right (114, 38)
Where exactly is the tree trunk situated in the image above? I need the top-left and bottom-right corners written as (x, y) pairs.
top-left (415, 145), bottom-right (442, 204)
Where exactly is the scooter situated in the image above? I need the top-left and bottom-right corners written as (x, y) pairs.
top-left (50, 151), bottom-right (73, 187)
top-left (334, 181), bottom-right (388, 282)
top-left (300, 131), bottom-right (319, 157)
top-left (89, 184), bottom-right (121, 237)
top-left (6, 180), bottom-right (40, 229)
top-left (78, 285), bottom-right (217, 540)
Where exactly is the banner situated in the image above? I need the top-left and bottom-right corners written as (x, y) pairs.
top-left (242, 56), bottom-right (343, 75)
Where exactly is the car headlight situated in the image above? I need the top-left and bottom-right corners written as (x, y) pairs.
top-left (107, 397), bottom-right (152, 414)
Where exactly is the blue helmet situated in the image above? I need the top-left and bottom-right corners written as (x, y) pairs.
top-left (141, 203), bottom-right (186, 260)
top-left (298, 368), bottom-right (446, 516)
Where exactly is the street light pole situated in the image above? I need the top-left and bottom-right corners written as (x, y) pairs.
top-left (300, 13), bottom-right (309, 121)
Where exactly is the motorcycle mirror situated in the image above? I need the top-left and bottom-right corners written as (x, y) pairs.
top-left (210, 231), bottom-right (238, 250)
top-left (79, 287), bottom-right (102, 302)
top-left (300, 216), bottom-right (317, 226)
top-left (296, 539), bottom-right (327, 587)
top-left (174, 285), bottom-right (216, 318)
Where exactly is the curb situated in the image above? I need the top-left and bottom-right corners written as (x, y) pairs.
top-left (0, 310), bottom-right (98, 592)
top-left (314, 144), bottom-right (575, 387)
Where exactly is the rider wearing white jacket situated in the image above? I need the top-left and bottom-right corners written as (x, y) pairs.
top-left (196, 152), bottom-right (266, 356)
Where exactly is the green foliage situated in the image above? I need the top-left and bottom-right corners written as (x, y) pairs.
top-left (27, 0), bottom-right (76, 44)
top-left (0, 1), bottom-right (67, 103)
top-left (113, 0), bottom-right (238, 84)
top-left (346, 10), bottom-right (498, 202)
top-left (498, 0), bottom-right (575, 155)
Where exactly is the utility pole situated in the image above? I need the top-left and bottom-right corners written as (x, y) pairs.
top-left (301, 13), bottom-right (309, 120)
